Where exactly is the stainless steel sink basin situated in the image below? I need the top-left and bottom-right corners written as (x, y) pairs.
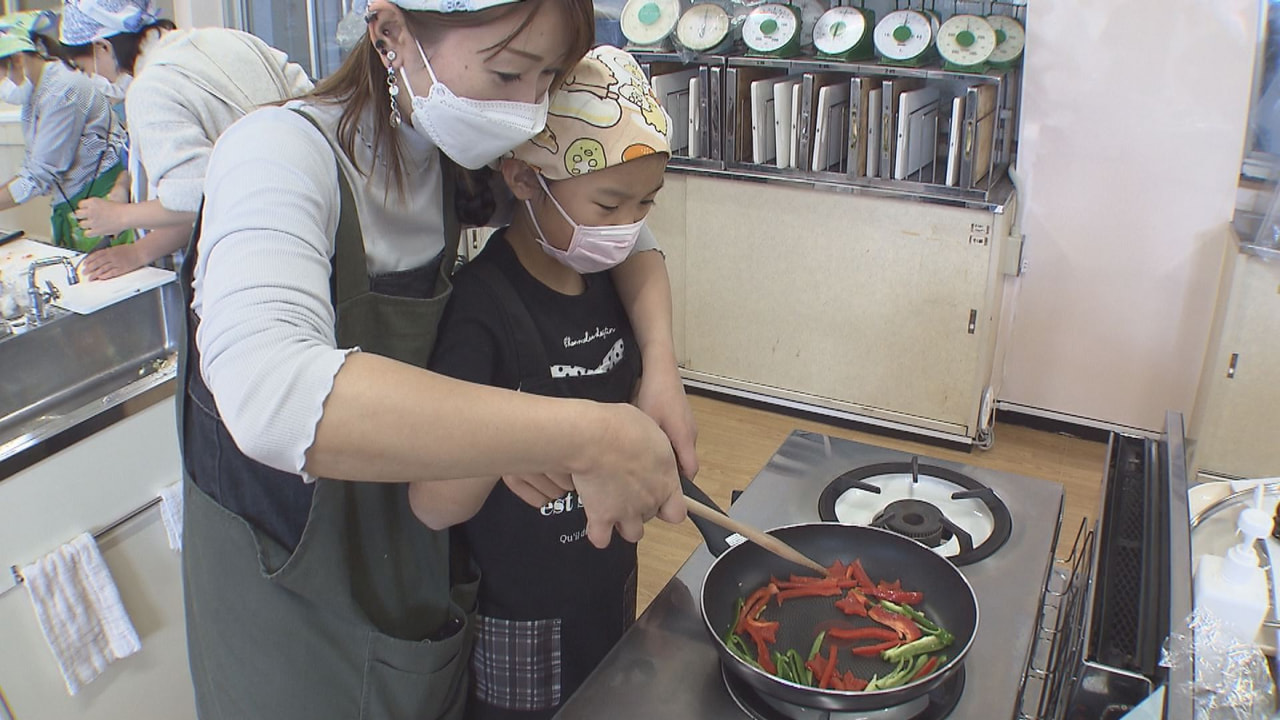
top-left (0, 281), bottom-right (181, 467)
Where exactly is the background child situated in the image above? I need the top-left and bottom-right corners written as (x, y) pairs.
top-left (409, 45), bottom-right (671, 720)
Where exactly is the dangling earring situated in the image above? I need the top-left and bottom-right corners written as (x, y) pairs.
top-left (385, 49), bottom-right (402, 129)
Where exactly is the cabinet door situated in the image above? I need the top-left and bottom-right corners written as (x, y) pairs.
top-left (682, 176), bottom-right (995, 431)
top-left (1192, 252), bottom-right (1280, 478)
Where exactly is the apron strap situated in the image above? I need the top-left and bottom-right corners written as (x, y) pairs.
top-left (469, 261), bottom-right (549, 388)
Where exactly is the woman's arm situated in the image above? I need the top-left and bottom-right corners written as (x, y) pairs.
top-left (611, 247), bottom-right (700, 479)
top-left (198, 109), bottom-right (684, 548)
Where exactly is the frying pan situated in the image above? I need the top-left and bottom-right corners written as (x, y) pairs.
top-left (680, 478), bottom-right (978, 713)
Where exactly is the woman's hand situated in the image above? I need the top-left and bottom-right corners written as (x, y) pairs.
top-left (502, 473), bottom-right (575, 509)
top-left (634, 363), bottom-right (699, 480)
top-left (80, 243), bottom-right (144, 280)
top-left (74, 197), bottom-right (132, 238)
top-left (571, 402), bottom-right (686, 549)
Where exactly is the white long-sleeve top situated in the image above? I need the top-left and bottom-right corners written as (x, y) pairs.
top-left (194, 101), bottom-right (659, 478)
top-left (125, 27), bottom-right (313, 212)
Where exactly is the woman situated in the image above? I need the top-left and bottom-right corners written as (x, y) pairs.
top-left (183, 1), bottom-right (695, 718)
top-left (0, 10), bottom-right (132, 252)
top-left (58, 0), bottom-right (313, 279)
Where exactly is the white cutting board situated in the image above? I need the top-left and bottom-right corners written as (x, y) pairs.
top-left (0, 238), bottom-right (175, 315)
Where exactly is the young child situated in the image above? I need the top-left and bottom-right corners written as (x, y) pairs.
top-left (409, 45), bottom-right (671, 720)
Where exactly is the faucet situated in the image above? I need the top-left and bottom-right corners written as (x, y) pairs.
top-left (25, 257), bottom-right (78, 326)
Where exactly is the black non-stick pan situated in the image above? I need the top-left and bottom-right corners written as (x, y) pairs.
top-left (681, 478), bottom-right (978, 713)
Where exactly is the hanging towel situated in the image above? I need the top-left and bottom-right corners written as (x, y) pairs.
top-left (157, 482), bottom-right (183, 552)
top-left (20, 533), bottom-right (142, 695)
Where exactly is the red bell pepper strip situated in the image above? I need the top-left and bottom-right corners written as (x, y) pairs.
top-left (752, 633), bottom-right (776, 674)
top-left (826, 626), bottom-right (899, 642)
top-left (911, 656), bottom-right (939, 681)
top-left (825, 560), bottom-right (848, 579)
top-left (869, 604), bottom-right (923, 642)
top-left (872, 586), bottom-right (925, 605)
top-left (844, 670), bottom-right (868, 691)
top-left (743, 618), bottom-right (780, 645)
top-left (737, 584), bottom-right (778, 633)
top-left (881, 579), bottom-right (903, 591)
top-left (849, 559), bottom-right (875, 591)
top-left (829, 674), bottom-right (846, 691)
top-left (806, 655), bottom-right (827, 682)
top-left (776, 584), bottom-right (844, 603)
top-left (849, 640), bottom-right (900, 657)
top-left (834, 588), bottom-right (871, 616)
top-left (818, 645), bottom-right (838, 690)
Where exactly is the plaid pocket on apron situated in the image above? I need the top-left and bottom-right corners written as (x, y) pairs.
top-left (471, 615), bottom-right (563, 711)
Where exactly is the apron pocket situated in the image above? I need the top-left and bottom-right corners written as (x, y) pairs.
top-left (470, 616), bottom-right (563, 712)
top-left (360, 600), bottom-right (474, 720)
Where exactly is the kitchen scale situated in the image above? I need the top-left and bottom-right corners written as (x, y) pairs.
top-left (675, 2), bottom-right (733, 54)
top-left (984, 14), bottom-right (1026, 68)
top-left (812, 5), bottom-right (876, 61)
top-left (935, 14), bottom-right (997, 72)
top-left (742, 3), bottom-right (803, 58)
top-left (873, 9), bottom-right (935, 67)
top-left (620, 0), bottom-right (682, 50)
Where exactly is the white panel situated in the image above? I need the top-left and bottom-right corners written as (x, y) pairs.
top-left (1000, 0), bottom-right (1259, 431)
top-left (682, 175), bottom-right (998, 430)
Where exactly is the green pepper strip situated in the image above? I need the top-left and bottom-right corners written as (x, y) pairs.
top-left (878, 599), bottom-right (942, 635)
top-left (808, 630), bottom-right (827, 661)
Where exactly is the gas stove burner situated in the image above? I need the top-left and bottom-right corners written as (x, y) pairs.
top-left (817, 459), bottom-right (1012, 566)
top-left (722, 664), bottom-right (965, 720)
top-left (871, 499), bottom-right (956, 549)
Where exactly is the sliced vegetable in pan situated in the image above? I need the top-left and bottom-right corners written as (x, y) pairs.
top-left (724, 559), bottom-right (954, 692)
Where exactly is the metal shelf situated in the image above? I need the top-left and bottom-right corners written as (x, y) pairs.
top-left (631, 51), bottom-right (1018, 83)
top-left (664, 158), bottom-right (1016, 212)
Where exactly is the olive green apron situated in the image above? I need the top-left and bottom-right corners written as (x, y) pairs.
top-left (178, 110), bottom-right (472, 720)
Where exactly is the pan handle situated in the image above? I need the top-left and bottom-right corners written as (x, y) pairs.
top-left (680, 476), bottom-right (734, 557)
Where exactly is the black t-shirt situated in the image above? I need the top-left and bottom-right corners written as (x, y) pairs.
top-left (429, 228), bottom-right (639, 394)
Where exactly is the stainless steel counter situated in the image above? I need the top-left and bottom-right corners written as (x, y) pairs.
top-left (556, 430), bottom-right (1065, 719)
top-left (0, 282), bottom-right (180, 481)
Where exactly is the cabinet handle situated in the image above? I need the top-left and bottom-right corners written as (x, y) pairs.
top-left (968, 309), bottom-right (978, 335)
top-left (1227, 352), bottom-right (1239, 379)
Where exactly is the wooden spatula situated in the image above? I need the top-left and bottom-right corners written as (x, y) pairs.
top-left (683, 495), bottom-right (827, 574)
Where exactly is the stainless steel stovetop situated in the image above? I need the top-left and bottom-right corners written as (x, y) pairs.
top-left (554, 430), bottom-right (1066, 720)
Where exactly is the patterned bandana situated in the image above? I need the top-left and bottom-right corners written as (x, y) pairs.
top-left (511, 45), bottom-right (671, 182)
top-left (59, 0), bottom-right (160, 45)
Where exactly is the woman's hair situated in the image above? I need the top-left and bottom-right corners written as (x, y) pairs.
top-left (308, 0), bottom-right (594, 222)
top-left (60, 19), bottom-right (177, 75)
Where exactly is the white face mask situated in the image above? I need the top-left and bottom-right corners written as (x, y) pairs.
top-left (0, 76), bottom-right (33, 106)
top-left (526, 175), bottom-right (644, 274)
top-left (399, 40), bottom-right (548, 170)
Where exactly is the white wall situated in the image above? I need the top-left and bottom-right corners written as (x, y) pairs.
top-left (172, 0), bottom-right (226, 28)
top-left (1000, 0), bottom-right (1260, 431)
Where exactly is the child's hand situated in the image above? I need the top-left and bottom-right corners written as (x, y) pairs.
top-left (634, 364), bottom-right (700, 480)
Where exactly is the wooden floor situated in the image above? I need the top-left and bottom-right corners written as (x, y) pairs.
top-left (636, 393), bottom-right (1110, 612)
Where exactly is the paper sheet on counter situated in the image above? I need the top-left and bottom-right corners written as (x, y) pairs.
top-left (0, 238), bottom-right (174, 315)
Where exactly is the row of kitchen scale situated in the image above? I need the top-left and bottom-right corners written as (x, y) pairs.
top-left (618, 0), bottom-right (1025, 72)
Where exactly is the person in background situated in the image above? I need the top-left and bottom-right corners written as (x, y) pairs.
top-left (409, 45), bottom-right (672, 719)
top-left (0, 10), bottom-right (131, 252)
top-left (58, 0), bottom-right (313, 280)
top-left (183, 0), bottom-right (693, 716)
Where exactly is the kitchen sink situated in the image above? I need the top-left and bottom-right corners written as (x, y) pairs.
top-left (0, 281), bottom-right (182, 466)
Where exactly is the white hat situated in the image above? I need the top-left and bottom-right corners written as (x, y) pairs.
top-left (60, 0), bottom-right (160, 46)
top-left (386, 0), bottom-right (525, 11)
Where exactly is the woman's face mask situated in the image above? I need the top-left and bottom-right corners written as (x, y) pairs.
top-left (525, 175), bottom-right (644, 274)
top-left (398, 39), bottom-right (548, 170)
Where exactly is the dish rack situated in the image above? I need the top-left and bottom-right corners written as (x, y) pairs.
top-left (1016, 413), bottom-right (1195, 720)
